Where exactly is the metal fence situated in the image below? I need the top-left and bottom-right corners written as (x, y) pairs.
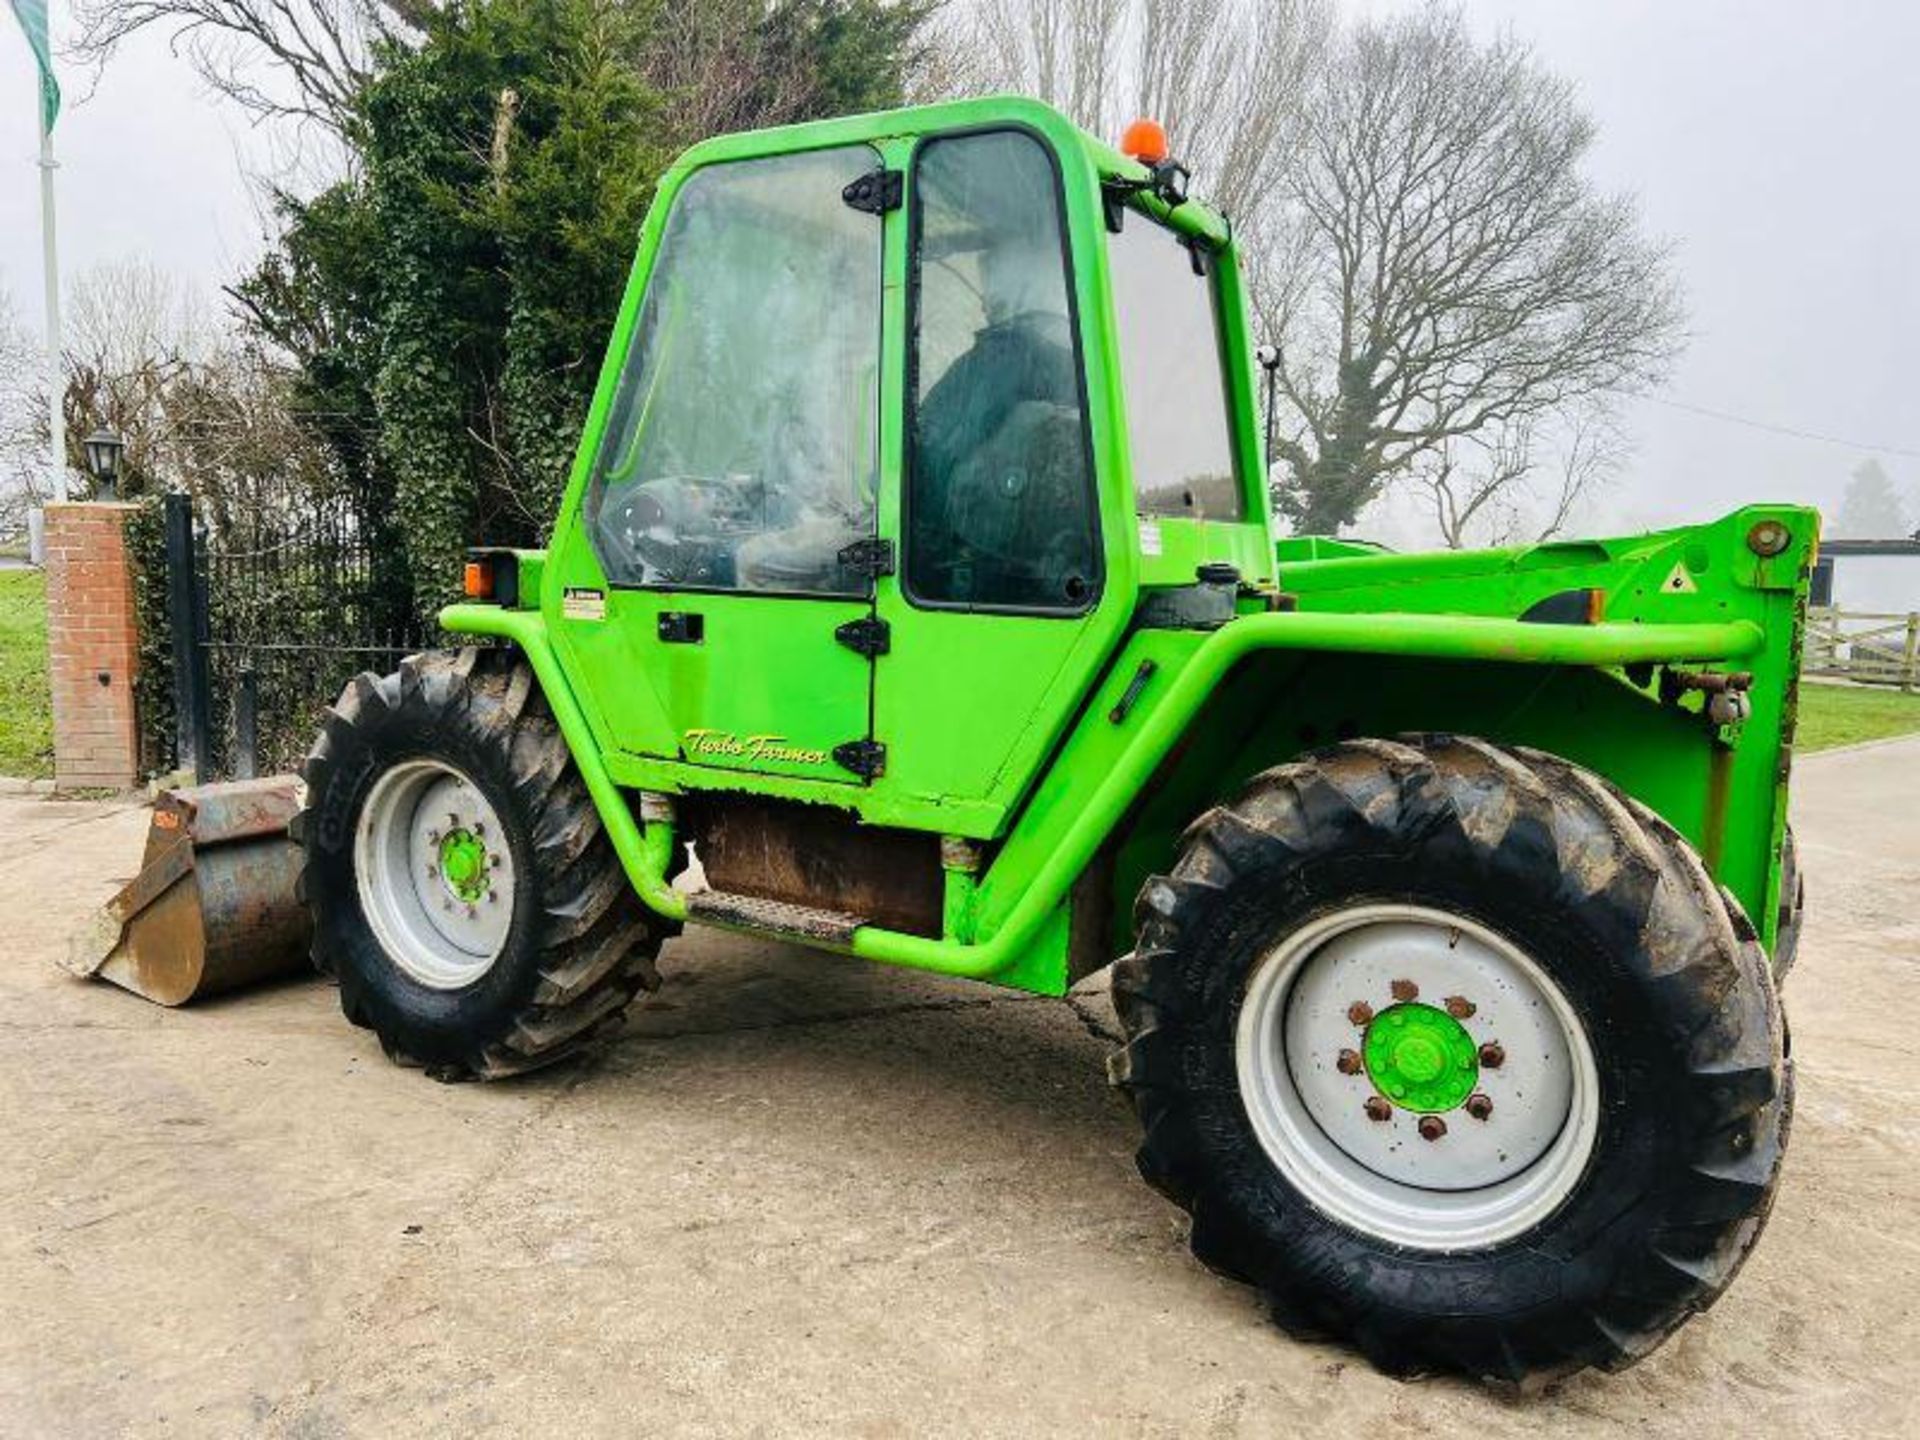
top-left (1805, 605), bottom-right (1920, 691)
top-left (162, 493), bottom-right (425, 781)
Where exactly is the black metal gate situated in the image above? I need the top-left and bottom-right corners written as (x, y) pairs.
top-left (163, 494), bottom-right (425, 781)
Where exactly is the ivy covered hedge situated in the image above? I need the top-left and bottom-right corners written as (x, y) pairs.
top-left (234, 0), bottom-right (933, 626)
top-left (123, 497), bottom-right (176, 777)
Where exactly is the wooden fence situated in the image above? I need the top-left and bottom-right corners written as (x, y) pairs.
top-left (1806, 606), bottom-right (1920, 690)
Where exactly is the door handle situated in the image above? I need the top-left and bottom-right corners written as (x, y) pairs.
top-left (657, 612), bottom-right (704, 644)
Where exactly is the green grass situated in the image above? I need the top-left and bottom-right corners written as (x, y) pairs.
top-left (0, 570), bottom-right (52, 779)
top-left (1796, 680), bottom-right (1920, 753)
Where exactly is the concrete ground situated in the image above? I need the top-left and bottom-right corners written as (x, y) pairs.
top-left (0, 743), bottom-right (1915, 1438)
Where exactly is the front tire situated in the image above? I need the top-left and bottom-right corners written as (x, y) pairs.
top-left (295, 648), bottom-right (669, 1079)
top-left (1111, 735), bottom-right (1790, 1384)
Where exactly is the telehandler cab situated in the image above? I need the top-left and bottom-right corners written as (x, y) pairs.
top-left (296, 96), bottom-right (1812, 1383)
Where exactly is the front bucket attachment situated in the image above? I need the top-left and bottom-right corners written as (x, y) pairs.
top-left (64, 777), bottom-right (313, 1006)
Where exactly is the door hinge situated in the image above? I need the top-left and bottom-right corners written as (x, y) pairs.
top-left (834, 614), bottom-right (891, 658)
top-left (841, 167), bottom-right (903, 215)
top-left (832, 738), bottom-right (887, 780)
top-left (837, 536), bottom-right (896, 577)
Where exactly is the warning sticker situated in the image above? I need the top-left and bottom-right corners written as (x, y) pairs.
top-left (1659, 563), bottom-right (1697, 595)
top-left (1138, 520), bottom-right (1163, 557)
top-left (562, 587), bottom-right (607, 621)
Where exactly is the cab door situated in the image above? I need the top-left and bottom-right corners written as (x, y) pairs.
top-left (870, 127), bottom-right (1122, 832)
top-left (557, 143), bottom-right (890, 786)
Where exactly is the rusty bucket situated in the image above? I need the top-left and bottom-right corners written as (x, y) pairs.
top-left (63, 776), bottom-right (314, 1006)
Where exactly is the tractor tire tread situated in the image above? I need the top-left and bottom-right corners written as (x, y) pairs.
top-left (296, 645), bottom-right (671, 1080)
top-left (1112, 733), bottom-right (1789, 1385)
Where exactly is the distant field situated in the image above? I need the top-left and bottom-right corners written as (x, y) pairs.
top-left (0, 570), bottom-right (51, 779)
top-left (1796, 680), bottom-right (1920, 753)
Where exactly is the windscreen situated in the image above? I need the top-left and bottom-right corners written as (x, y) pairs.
top-left (584, 145), bottom-right (883, 596)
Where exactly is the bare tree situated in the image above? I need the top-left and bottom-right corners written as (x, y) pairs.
top-left (1414, 404), bottom-right (1622, 550)
top-left (948, 3), bottom-right (1682, 541)
top-left (69, 0), bottom-right (411, 141)
top-left (14, 260), bottom-right (342, 542)
top-left (165, 343), bottom-right (346, 542)
top-left (0, 264), bottom-right (200, 521)
top-left (59, 259), bottom-right (208, 498)
top-left (945, 0), bottom-right (1332, 223)
top-left (644, 0), bottom-right (826, 140)
top-left (0, 285), bottom-right (54, 535)
top-left (1260, 10), bottom-right (1681, 535)
top-left (72, 0), bottom-right (923, 179)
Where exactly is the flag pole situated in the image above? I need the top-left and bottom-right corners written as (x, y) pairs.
top-left (38, 105), bottom-right (64, 502)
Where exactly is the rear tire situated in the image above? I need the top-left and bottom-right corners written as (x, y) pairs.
top-left (1111, 734), bottom-right (1790, 1384)
top-left (294, 648), bottom-right (669, 1079)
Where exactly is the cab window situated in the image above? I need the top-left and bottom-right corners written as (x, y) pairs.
top-left (584, 145), bottom-right (882, 596)
top-left (906, 130), bottom-right (1100, 612)
top-left (1107, 211), bottom-right (1243, 519)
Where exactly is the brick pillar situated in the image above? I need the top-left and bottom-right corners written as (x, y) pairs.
top-left (44, 503), bottom-right (144, 790)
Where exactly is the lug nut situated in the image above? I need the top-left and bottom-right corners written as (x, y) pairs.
top-left (466, 905), bottom-right (478, 919)
top-left (448, 812), bottom-right (460, 828)
top-left (486, 890), bottom-right (498, 904)
top-left (1347, 1001), bottom-right (1374, 1026)
top-left (426, 828), bottom-right (441, 844)
top-left (1478, 1041), bottom-right (1505, 1069)
top-left (1464, 1093), bottom-right (1494, 1121)
top-left (441, 900), bottom-right (453, 912)
top-left (1417, 1115), bottom-right (1447, 1142)
top-left (1336, 1048), bottom-right (1363, 1075)
top-left (473, 821), bottom-right (485, 836)
top-left (489, 854), bottom-right (502, 869)
top-left (425, 865), bottom-right (437, 879)
top-left (1363, 1096), bottom-right (1393, 1122)
top-left (1390, 978), bottom-right (1419, 1002)
top-left (1444, 995), bottom-right (1476, 1019)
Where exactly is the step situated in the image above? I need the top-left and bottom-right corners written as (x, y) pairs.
top-left (684, 889), bottom-right (867, 943)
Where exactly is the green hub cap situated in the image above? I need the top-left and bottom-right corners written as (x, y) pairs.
top-left (437, 828), bottom-right (490, 905)
top-left (1362, 1002), bottom-right (1479, 1112)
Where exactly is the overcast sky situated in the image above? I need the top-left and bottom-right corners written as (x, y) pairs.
top-left (3, 0), bottom-right (1917, 536)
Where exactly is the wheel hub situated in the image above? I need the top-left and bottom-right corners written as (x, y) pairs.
top-left (353, 760), bottom-right (516, 990)
top-left (438, 828), bottom-right (490, 904)
top-left (1363, 1002), bottom-right (1478, 1112)
top-left (1236, 904), bottom-right (1600, 1250)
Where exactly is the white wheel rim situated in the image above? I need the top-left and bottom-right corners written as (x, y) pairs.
top-left (353, 759), bottom-right (516, 990)
top-left (1234, 903), bottom-right (1600, 1251)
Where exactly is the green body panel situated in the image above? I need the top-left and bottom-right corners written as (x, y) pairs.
top-left (442, 95), bottom-right (1816, 1002)
top-left (570, 587), bottom-right (873, 785)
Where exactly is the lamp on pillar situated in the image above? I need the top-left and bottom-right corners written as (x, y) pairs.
top-left (82, 426), bottom-right (125, 502)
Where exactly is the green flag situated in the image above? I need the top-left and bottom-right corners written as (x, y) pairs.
top-left (7, 0), bottom-right (59, 133)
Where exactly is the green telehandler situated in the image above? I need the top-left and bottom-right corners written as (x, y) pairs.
top-left (294, 96), bottom-right (1813, 1384)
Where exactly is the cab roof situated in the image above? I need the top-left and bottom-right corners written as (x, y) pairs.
top-left (669, 94), bottom-right (1232, 250)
